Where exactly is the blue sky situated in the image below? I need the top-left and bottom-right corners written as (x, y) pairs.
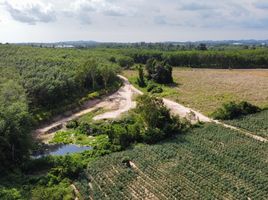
top-left (0, 0), bottom-right (268, 42)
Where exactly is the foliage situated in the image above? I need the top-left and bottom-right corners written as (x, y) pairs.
top-left (197, 43), bottom-right (208, 51)
top-left (85, 123), bottom-right (268, 199)
top-left (99, 63), bottom-right (119, 89)
top-left (31, 181), bottom-right (74, 200)
top-left (66, 120), bottom-right (79, 129)
top-left (117, 56), bottom-right (134, 69)
top-left (147, 83), bottom-right (163, 94)
top-left (146, 58), bottom-right (173, 84)
top-left (135, 95), bottom-right (184, 143)
top-left (224, 109), bottom-right (268, 138)
top-left (212, 101), bottom-right (261, 120)
top-left (0, 80), bottom-right (32, 171)
top-left (136, 65), bottom-right (146, 87)
top-left (0, 188), bottom-right (22, 200)
top-left (0, 45), bottom-right (120, 122)
top-left (123, 48), bottom-right (268, 68)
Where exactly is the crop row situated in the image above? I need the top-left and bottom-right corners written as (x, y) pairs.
top-left (84, 124), bottom-right (268, 199)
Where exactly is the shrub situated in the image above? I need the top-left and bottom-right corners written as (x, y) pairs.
top-left (66, 120), bottom-right (79, 129)
top-left (146, 59), bottom-right (173, 84)
top-left (142, 128), bottom-right (165, 144)
top-left (151, 87), bottom-right (163, 94)
top-left (87, 91), bottom-right (100, 99)
top-left (117, 57), bottom-right (134, 69)
top-left (0, 188), bottom-right (22, 200)
top-left (136, 66), bottom-right (146, 87)
top-left (31, 181), bottom-right (74, 200)
top-left (212, 101), bottom-right (261, 120)
top-left (147, 84), bottom-right (157, 92)
top-left (109, 56), bottom-right (116, 63)
top-left (77, 122), bottom-right (94, 135)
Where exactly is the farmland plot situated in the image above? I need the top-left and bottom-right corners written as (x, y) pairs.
top-left (84, 124), bottom-right (268, 199)
top-left (224, 110), bottom-right (268, 139)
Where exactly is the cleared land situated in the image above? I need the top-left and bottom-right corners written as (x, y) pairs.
top-left (83, 124), bottom-right (268, 199)
top-left (123, 68), bottom-right (268, 115)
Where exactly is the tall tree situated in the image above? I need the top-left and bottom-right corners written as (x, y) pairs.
top-left (80, 59), bottom-right (99, 90)
top-left (137, 65), bottom-right (146, 87)
top-left (0, 80), bottom-right (32, 171)
top-left (99, 64), bottom-right (117, 90)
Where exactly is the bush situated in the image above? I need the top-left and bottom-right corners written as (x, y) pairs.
top-left (109, 56), bottom-right (116, 63)
top-left (0, 188), bottom-right (22, 200)
top-left (87, 91), bottom-right (100, 99)
top-left (142, 128), bottom-right (165, 144)
top-left (136, 66), bottom-right (146, 87)
top-left (117, 57), bottom-right (134, 69)
top-left (31, 181), bottom-right (74, 200)
top-left (66, 120), bottom-right (79, 129)
top-left (212, 101), bottom-right (261, 120)
top-left (151, 87), bottom-right (163, 94)
top-left (146, 59), bottom-right (173, 84)
top-left (147, 84), bottom-right (157, 92)
top-left (77, 122), bottom-right (94, 135)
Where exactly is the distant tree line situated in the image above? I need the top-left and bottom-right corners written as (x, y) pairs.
top-left (123, 48), bottom-right (268, 68)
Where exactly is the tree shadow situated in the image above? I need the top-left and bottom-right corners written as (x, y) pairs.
top-left (164, 81), bottom-right (182, 88)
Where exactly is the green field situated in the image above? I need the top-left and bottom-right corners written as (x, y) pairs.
top-left (224, 110), bottom-right (268, 139)
top-left (82, 124), bottom-right (268, 199)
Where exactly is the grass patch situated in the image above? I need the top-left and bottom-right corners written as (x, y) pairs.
top-left (77, 108), bottom-right (106, 123)
top-left (51, 129), bottom-right (109, 147)
top-left (122, 68), bottom-right (268, 115)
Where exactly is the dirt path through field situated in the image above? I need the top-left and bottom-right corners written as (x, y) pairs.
top-left (34, 75), bottom-right (267, 143)
top-left (118, 75), bottom-right (266, 142)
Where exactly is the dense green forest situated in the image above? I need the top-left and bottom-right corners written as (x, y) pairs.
top-left (0, 45), bottom-right (120, 173)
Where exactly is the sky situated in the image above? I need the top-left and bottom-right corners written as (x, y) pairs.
top-left (0, 0), bottom-right (268, 43)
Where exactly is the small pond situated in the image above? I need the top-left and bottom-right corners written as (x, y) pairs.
top-left (33, 144), bottom-right (92, 158)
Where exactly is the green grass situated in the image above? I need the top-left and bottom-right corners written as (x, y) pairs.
top-left (51, 129), bottom-right (109, 147)
top-left (77, 108), bottom-right (106, 123)
top-left (82, 124), bottom-right (268, 199)
top-left (224, 109), bottom-right (268, 139)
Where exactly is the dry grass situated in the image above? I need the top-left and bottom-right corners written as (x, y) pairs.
top-left (122, 68), bottom-right (268, 115)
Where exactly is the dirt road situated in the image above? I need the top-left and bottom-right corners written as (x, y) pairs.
top-left (33, 76), bottom-right (141, 143)
top-left (93, 76), bottom-right (140, 120)
top-left (34, 75), bottom-right (267, 143)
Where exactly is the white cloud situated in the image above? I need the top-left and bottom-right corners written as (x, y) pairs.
top-left (4, 0), bottom-right (56, 25)
top-left (0, 0), bottom-right (268, 42)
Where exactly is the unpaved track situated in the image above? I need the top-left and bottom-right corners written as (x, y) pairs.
top-left (214, 120), bottom-right (267, 142)
top-left (93, 76), bottom-right (139, 120)
top-left (33, 76), bottom-right (141, 143)
top-left (34, 75), bottom-right (267, 143)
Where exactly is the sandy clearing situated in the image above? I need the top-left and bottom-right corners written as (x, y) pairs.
top-left (33, 76), bottom-right (141, 143)
top-left (93, 76), bottom-right (140, 120)
top-left (33, 75), bottom-right (267, 143)
top-left (33, 99), bottom-right (101, 143)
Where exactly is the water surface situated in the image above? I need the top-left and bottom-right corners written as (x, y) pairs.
top-left (33, 144), bottom-right (91, 158)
